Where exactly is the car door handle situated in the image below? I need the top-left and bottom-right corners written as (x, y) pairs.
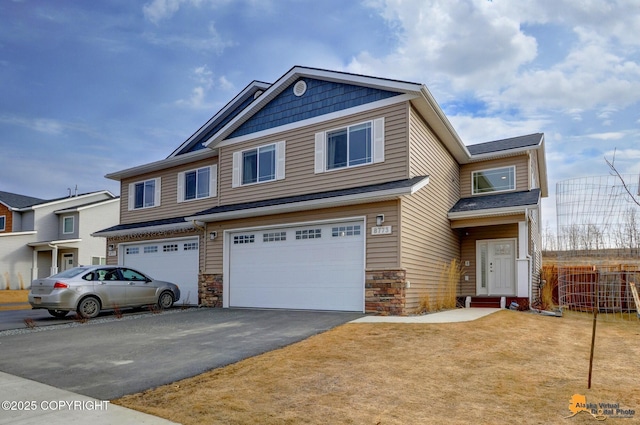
top-left (128, 282), bottom-right (136, 285)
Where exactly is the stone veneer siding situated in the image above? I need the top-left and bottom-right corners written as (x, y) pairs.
top-left (199, 269), bottom-right (408, 314)
top-left (365, 269), bottom-right (407, 315)
top-left (199, 274), bottom-right (223, 307)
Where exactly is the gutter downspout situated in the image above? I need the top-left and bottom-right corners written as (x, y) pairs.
top-left (48, 243), bottom-right (59, 276)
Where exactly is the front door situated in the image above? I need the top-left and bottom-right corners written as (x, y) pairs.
top-left (476, 239), bottom-right (516, 296)
top-left (62, 253), bottom-right (74, 271)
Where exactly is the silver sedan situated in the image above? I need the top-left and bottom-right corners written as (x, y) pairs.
top-left (28, 266), bottom-right (181, 319)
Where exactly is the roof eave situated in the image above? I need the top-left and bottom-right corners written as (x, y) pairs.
top-left (105, 149), bottom-right (218, 181)
top-left (187, 176), bottom-right (430, 223)
top-left (28, 239), bottom-right (82, 248)
top-left (92, 221), bottom-right (196, 238)
top-left (448, 204), bottom-right (538, 221)
top-left (168, 80), bottom-right (272, 158)
top-left (204, 66), bottom-right (426, 149)
top-left (412, 86), bottom-right (471, 164)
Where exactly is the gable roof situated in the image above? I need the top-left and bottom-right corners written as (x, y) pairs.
top-left (203, 66), bottom-right (470, 162)
top-left (169, 80), bottom-right (272, 157)
top-left (54, 197), bottom-right (120, 214)
top-left (0, 190), bottom-right (118, 211)
top-left (102, 66), bottom-right (547, 196)
top-left (0, 191), bottom-right (46, 209)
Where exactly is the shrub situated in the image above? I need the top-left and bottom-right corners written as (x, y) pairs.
top-left (416, 259), bottom-right (464, 313)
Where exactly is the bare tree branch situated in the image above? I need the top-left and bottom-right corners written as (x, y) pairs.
top-left (605, 150), bottom-right (640, 207)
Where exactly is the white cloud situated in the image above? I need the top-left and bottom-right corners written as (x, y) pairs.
top-left (217, 76), bottom-right (234, 91)
top-left (587, 132), bottom-right (626, 141)
top-left (0, 114), bottom-right (105, 139)
top-left (143, 0), bottom-right (183, 24)
top-left (143, 21), bottom-right (234, 53)
top-left (447, 114), bottom-right (550, 144)
top-left (352, 0), bottom-right (640, 117)
top-left (175, 65), bottom-right (234, 109)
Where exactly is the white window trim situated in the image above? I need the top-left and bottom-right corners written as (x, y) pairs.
top-left (471, 165), bottom-right (516, 195)
top-left (177, 164), bottom-right (217, 203)
top-left (128, 177), bottom-right (161, 210)
top-left (315, 117), bottom-right (384, 174)
top-left (232, 141), bottom-right (285, 188)
top-left (62, 216), bottom-right (74, 234)
top-left (0, 215), bottom-right (5, 231)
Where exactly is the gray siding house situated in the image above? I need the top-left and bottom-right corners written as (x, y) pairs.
top-left (0, 190), bottom-right (119, 288)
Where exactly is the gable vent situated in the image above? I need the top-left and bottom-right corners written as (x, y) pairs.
top-left (293, 80), bottom-right (307, 97)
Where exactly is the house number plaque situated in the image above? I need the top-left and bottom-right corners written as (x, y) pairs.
top-left (371, 226), bottom-right (392, 235)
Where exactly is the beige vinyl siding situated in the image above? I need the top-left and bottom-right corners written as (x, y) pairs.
top-left (529, 209), bottom-right (543, 301)
top-left (450, 213), bottom-right (527, 229)
top-left (218, 102), bottom-right (409, 205)
top-left (460, 155), bottom-right (530, 197)
top-left (120, 157), bottom-right (219, 225)
top-left (530, 151), bottom-right (540, 190)
top-left (459, 224), bottom-right (519, 295)
top-left (203, 201), bottom-right (400, 273)
top-left (401, 106), bottom-right (461, 310)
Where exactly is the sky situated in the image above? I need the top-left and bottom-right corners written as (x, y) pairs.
top-left (1, 0), bottom-right (639, 237)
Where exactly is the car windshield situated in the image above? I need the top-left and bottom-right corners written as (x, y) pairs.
top-left (50, 267), bottom-right (93, 279)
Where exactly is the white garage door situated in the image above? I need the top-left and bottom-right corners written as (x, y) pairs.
top-left (229, 221), bottom-right (364, 311)
top-left (122, 238), bottom-right (199, 305)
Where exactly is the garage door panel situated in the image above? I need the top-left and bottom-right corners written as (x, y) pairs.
top-left (123, 239), bottom-right (199, 305)
top-left (229, 221), bottom-right (364, 311)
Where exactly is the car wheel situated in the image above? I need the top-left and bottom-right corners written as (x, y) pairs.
top-left (48, 309), bottom-right (69, 318)
top-left (77, 296), bottom-right (101, 319)
top-left (158, 291), bottom-right (174, 310)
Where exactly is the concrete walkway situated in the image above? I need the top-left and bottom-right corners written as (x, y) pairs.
top-left (0, 372), bottom-right (179, 425)
top-left (351, 307), bottom-right (502, 323)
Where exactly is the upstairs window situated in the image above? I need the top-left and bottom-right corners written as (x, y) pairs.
top-left (0, 216), bottom-right (5, 231)
top-left (62, 216), bottom-right (74, 234)
top-left (232, 141), bottom-right (285, 187)
top-left (178, 165), bottom-right (217, 202)
top-left (315, 118), bottom-right (384, 173)
top-left (472, 166), bottom-right (515, 195)
top-left (128, 178), bottom-right (161, 210)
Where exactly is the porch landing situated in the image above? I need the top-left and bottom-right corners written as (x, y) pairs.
top-left (461, 296), bottom-right (527, 309)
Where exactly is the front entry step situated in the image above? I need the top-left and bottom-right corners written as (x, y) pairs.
top-left (465, 296), bottom-right (505, 308)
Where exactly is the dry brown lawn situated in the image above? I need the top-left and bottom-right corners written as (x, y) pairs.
top-left (114, 310), bottom-right (639, 424)
top-left (0, 290), bottom-right (29, 310)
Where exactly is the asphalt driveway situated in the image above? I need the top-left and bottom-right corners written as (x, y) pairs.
top-left (0, 308), bottom-right (363, 400)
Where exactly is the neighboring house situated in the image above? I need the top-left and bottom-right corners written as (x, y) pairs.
top-left (0, 190), bottom-right (120, 289)
top-left (95, 66), bottom-right (548, 314)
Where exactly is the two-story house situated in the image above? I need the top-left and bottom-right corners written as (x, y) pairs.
top-left (95, 66), bottom-right (548, 314)
top-left (0, 190), bottom-right (120, 289)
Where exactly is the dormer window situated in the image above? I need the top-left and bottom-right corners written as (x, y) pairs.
top-left (472, 166), bottom-right (515, 195)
